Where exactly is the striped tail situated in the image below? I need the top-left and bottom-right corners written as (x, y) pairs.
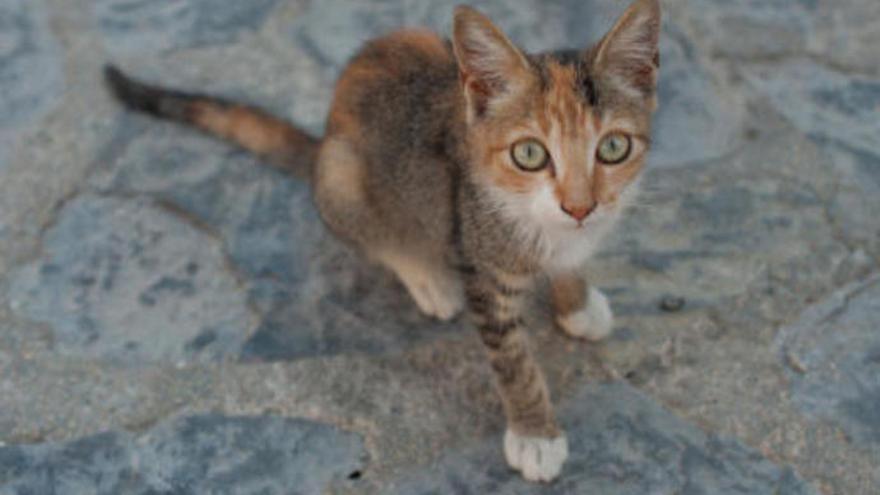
top-left (103, 65), bottom-right (319, 181)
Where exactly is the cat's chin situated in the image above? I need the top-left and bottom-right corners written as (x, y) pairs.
top-left (536, 213), bottom-right (617, 272)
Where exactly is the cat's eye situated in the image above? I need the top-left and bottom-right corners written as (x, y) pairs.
top-left (511, 139), bottom-right (549, 171)
top-left (596, 132), bottom-right (632, 165)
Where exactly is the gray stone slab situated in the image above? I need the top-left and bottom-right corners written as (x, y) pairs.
top-left (0, 414), bottom-right (365, 495)
top-left (91, 117), bottom-right (460, 362)
top-left (678, 0), bottom-right (880, 72)
top-left (392, 383), bottom-right (818, 495)
top-left (650, 22), bottom-right (741, 168)
top-left (6, 194), bottom-right (252, 365)
top-left (0, 0), bottom-right (64, 168)
top-left (776, 275), bottom-right (880, 450)
top-left (744, 61), bottom-right (880, 154)
top-left (806, 136), bottom-right (880, 260)
top-left (684, 0), bottom-right (818, 59)
top-left (94, 0), bottom-right (281, 55)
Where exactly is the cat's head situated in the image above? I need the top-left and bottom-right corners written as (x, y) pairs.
top-left (452, 0), bottom-right (660, 263)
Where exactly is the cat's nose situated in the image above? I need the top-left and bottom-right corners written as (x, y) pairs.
top-left (561, 202), bottom-right (596, 221)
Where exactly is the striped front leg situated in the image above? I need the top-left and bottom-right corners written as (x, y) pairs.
top-left (465, 266), bottom-right (568, 482)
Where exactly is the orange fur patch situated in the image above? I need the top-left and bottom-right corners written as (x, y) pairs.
top-left (192, 103), bottom-right (295, 155)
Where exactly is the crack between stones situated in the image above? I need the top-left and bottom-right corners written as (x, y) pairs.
top-left (817, 276), bottom-right (880, 327)
top-left (148, 194), bottom-right (266, 346)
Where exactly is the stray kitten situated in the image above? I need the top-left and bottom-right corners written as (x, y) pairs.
top-left (104, 0), bottom-right (660, 482)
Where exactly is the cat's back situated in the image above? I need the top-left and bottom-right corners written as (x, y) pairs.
top-left (326, 29), bottom-right (462, 163)
top-left (316, 29), bottom-right (464, 249)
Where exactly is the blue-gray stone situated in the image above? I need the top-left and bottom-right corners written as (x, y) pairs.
top-left (92, 116), bottom-right (460, 362)
top-left (95, 0), bottom-right (281, 55)
top-left (704, 0), bottom-right (814, 58)
top-left (392, 383), bottom-right (818, 495)
top-left (0, 414), bottom-right (365, 495)
top-left (745, 61), bottom-right (880, 155)
top-left (0, 0), bottom-right (63, 168)
top-left (6, 194), bottom-right (252, 365)
top-left (776, 275), bottom-right (880, 450)
top-left (650, 21), bottom-right (738, 168)
top-left (679, 186), bottom-right (755, 230)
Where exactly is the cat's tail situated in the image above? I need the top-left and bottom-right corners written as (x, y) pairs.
top-left (103, 65), bottom-right (319, 181)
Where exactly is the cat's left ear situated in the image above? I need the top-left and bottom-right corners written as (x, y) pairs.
top-left (592, 0), bottom-right (661, 109)
top-left (452, 5), bottom-right (534, 122)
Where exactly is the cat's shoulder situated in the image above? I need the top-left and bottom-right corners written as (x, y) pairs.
top-left (355, 28), bottom-right (452, 66)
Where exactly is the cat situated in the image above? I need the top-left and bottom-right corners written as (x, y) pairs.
top-left (104, 0), bottom-right (660, 483)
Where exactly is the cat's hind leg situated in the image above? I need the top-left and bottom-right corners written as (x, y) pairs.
top-left (314, 138), bottom-right (463, 320)
top-left (373, 249), bottom-right (464, 320)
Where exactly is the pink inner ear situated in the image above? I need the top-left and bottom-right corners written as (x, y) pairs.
top-left (465, 77), bottom-right (492, 117)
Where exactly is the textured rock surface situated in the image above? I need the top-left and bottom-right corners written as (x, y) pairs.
top-left (0, 414), bottom-right (365, 494)
top-left (8, 194), bottom-right (253, 365)
top-left (0, 0), bottom-right (63, 169)
top-left (0, 0), bottom-right (878, 494)
top-left (393, 384), bottom-right (818, 495)
top-left (777, 276), bottom-right (880, 450)
top-left (95, 0), bottom-right (281, 55)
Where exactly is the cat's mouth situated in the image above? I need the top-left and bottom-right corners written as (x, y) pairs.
top-left (567, 209), bottom-right (610, 231)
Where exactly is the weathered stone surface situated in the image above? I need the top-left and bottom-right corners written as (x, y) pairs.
top-left (94, 0), bottom-right (281, 55)
top-left (393, 383), bottom-right (818, 495)
top-left (679, 0), bottom-right (880, 73)
top-left (815, 0), bottom-right (880, 73)
top-left (650, 22), bottom-right (743, 168)
top-left (744, 61), bottom-right (880, 259)
top-left (7, 194), bottom-right (252, 365)
top-left (0, 414), bottom-right (365, 494)
top-left (0, 0), bottom-right (64, 168)
top-left (679, 0), bottom-right (817, 59)
top-left (744, 61), bottom-right (880, 154)
top-left (776, 275), bottom-right (880, 450)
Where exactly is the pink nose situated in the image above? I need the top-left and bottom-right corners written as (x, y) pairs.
top-left (561, 202), bottom-right (596, 221)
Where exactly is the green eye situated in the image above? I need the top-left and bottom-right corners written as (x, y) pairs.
top-left (597, 133), bottom-right (632, 165)
top-left (511, 139), bottom-right (549, 171)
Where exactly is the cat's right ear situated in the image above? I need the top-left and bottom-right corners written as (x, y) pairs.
top-left (452, 6), bottom-right (533, 122)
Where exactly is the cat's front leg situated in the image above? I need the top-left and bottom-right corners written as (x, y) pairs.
top-left (465, 266), bottom-right (568, 482)
top-left (551, 272), bottom-right (614, 341)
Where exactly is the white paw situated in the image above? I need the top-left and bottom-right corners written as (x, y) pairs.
top-left (406, 274), bottom-right (464, 321)
top-left (557, 287), bottom-right (614, 341)
top-left (503, 430), bottom-right (568, 482)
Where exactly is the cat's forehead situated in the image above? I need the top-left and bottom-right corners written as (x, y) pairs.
top-left (533, 51), bottom-right (597, 108)
top-left (520, 53), bottom-right (598, 137)
top-left (520, 52), bottom-right (651, 136)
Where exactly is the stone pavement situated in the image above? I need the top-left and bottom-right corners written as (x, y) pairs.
top-left (0, 0), bottom-right (878, 493)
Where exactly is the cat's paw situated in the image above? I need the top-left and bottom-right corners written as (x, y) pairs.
top-left (503, 430), bottom-right (568, 482)
top-left (406, 273), bottom-right (465, 321)
top-left (557, 287), bottom-right (613, 341)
